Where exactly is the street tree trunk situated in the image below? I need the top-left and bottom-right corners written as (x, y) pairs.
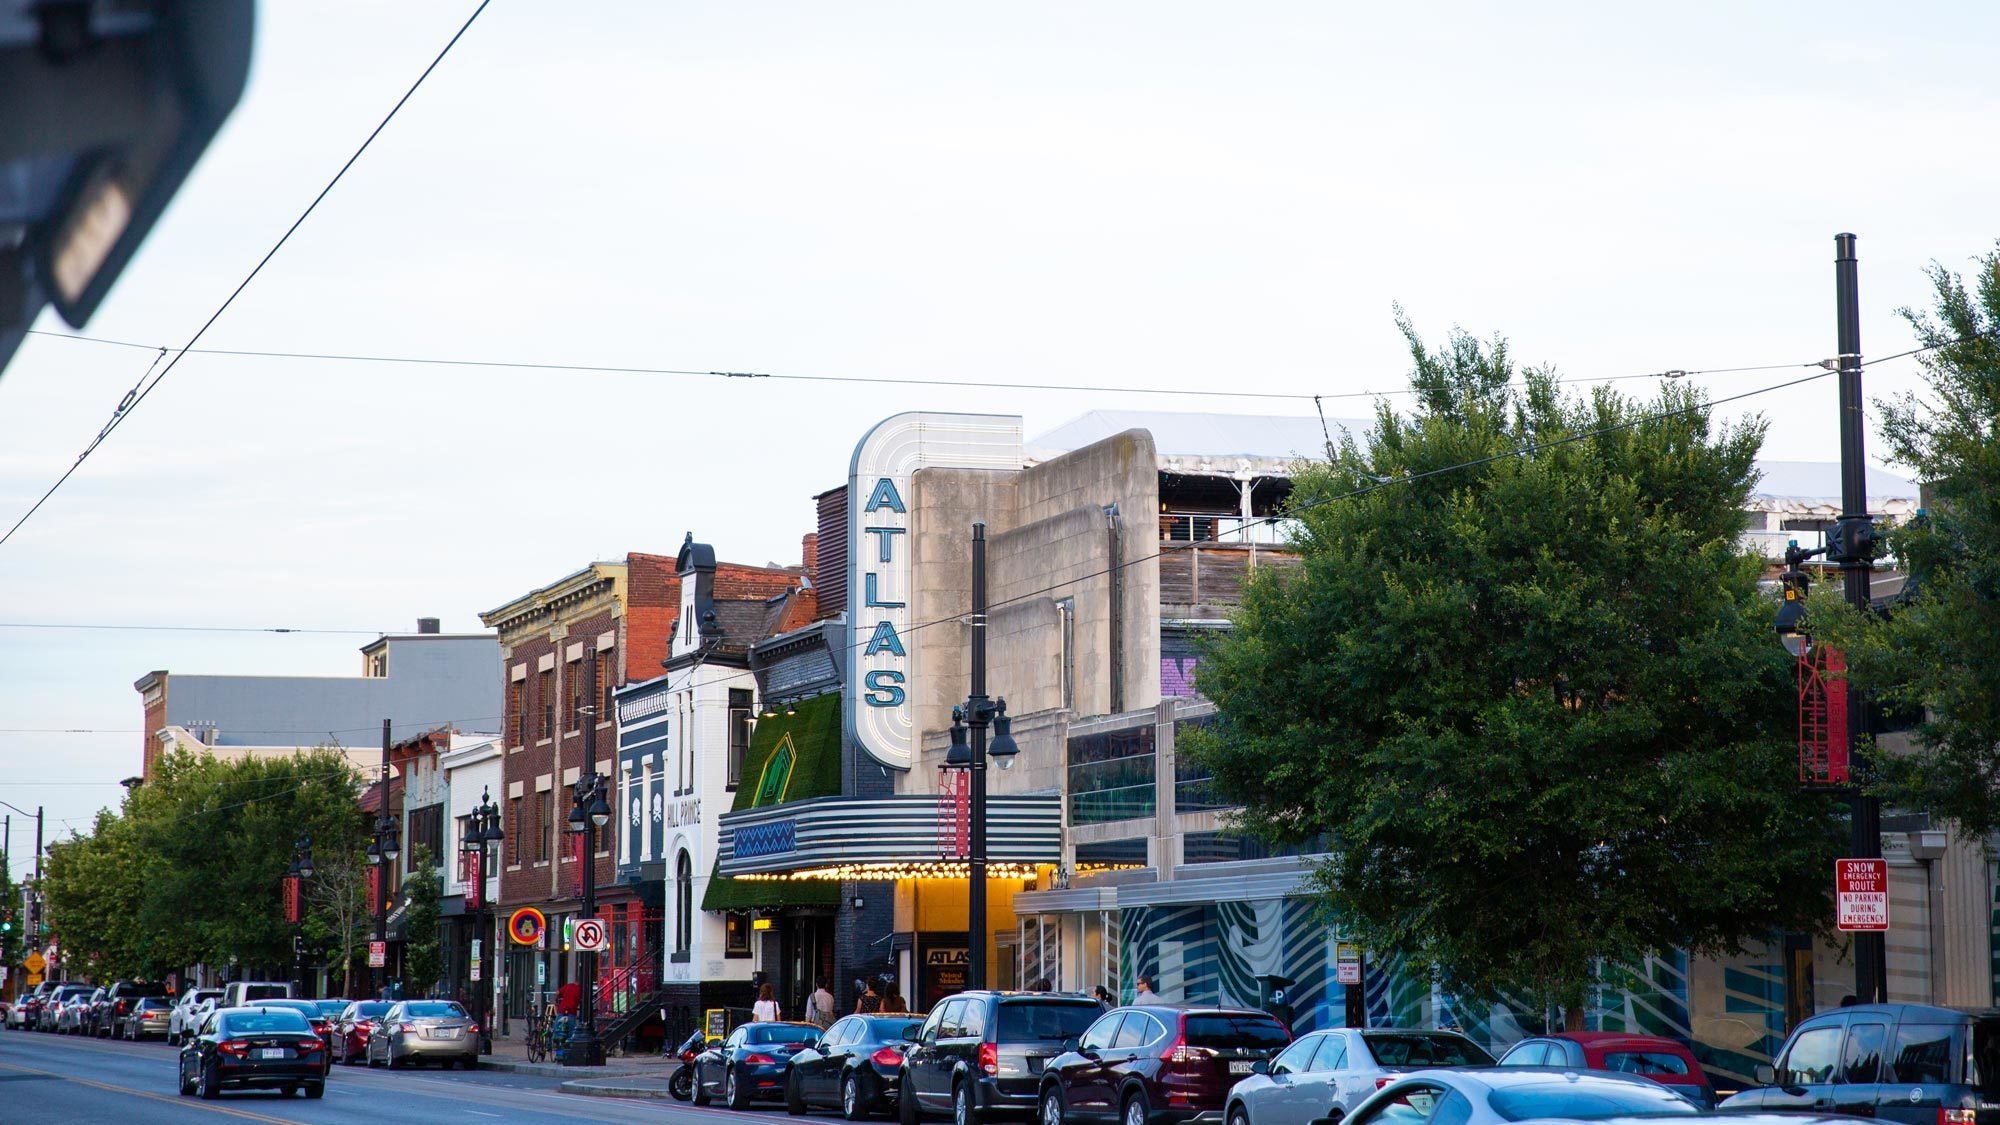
top-left (1565, 1004), bottom-right (1586, 1031)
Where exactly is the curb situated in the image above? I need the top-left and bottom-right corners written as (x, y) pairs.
top-left (559, 1078), bottom-right (676, 1100)
top-left (478, 1058), bottom-right (661, 1079)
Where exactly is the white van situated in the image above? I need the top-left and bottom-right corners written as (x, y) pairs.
top-left (219, 981), bottom-right (294, 1009)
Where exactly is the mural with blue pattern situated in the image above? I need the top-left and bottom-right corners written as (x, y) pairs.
top-left (1115, 895), bottom-right (1791, 1085)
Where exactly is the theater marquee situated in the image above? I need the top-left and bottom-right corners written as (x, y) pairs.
top-left (846, 412), bottom-right (1022, 771)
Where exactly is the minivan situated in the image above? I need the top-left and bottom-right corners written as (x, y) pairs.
top-left (220, 981), bottom-right (295, 1010)
top-left (1722, 1002), bottom-right (2000, 1124)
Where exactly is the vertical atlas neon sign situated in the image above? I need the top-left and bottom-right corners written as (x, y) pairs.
top-left (846, 412), bottom-right (1022, 771)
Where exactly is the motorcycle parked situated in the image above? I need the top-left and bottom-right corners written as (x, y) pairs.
top-left (668, 1028), bottom-right (705, 1101)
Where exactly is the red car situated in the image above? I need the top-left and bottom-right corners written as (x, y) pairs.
top-left (332, 1000), bottom-right (393, 1066)
top-left (1040, 1005), bottom-right (1293, 1125)
top-left (1498, 1032), bottom-right (1714, 1107)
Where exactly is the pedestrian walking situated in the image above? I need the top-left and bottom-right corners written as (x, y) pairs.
top-left (1134, 974), bottom-right (1157, 1002)
top-left (1091, 985), bottom-right (1114, 1010)
top-left (753, 982), bottom-right (781, 1022)
top-left (855, 978), bottom-right (882, 1014)
top-left (808, 978), bottom-right (836, 1028)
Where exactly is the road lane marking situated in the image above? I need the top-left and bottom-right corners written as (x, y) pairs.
top-left (0, 1060), bottom-right (302, 1124)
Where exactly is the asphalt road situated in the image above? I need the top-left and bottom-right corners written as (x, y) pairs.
top-left (0, 1027), bottom-right (804, 1125)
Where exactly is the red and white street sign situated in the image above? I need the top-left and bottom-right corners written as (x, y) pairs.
top-left (1836, 858), bottom-right (1889, 932)
top-left (368, 940), bottom-right (387, 967)
top-left (573, 918), bottom-right (609, 953)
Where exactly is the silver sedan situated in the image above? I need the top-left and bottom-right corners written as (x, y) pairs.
top-left (1228, 1028), bottom-right (1496, 1125)
top-left (1333, 1069), bottom-right (1698, 1125)
top-left (365, 1000), bottom-right (480, 1069)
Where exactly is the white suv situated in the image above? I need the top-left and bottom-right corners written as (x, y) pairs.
top-left (169, 988), bottom-right (222, 1044)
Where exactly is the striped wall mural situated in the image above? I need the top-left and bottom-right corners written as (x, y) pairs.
top-left (1111, 893), bottom-right (1798, 1077)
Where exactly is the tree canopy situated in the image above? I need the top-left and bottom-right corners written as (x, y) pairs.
top-left (1186, 314), bottom-right (1841, 1022)
top-left (41, 747), bottom-right (366, 981)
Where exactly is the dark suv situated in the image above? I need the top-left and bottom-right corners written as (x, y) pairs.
top-left (902, 991), bottom-right (1105, 1125)
top-left (104, 980), bottom-right (171, 1039)
top-left (1722, 1002), bottom-right (2000, 1124)
top-left (1039, 1006), bottom-right (1292, 1125)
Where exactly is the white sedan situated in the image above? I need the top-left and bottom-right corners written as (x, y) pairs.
top-left (169, 989), bottom-right (222, 1044)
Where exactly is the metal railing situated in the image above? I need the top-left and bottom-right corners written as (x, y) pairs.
top-left (1158, 511), bottom-right (1299, 546)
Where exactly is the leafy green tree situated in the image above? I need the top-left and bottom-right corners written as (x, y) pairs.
top-left (43, 808), bottom-right (156, 979)
top-left (1186, 315), bottom-right (1842, 1026)
top-left (303, 850), bottom-right (373, 999)
top-left (1823, 245), bottom-right (2000, 832)
top-left (399, 846), bottom-right (444, 998)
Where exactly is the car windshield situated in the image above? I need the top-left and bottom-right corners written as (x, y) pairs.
top-left (193, 991), bottom-right (222, 1003)
top-left (219, 1011), bottom-right (313, 1035)
top-left (406, 1002), bottom-right (467, 1019)
top-left (748, 1025), bottom-right (822, 1045)
top-left (1364, 1033), bottom-right (1495, 1067)
top-left (1488, 1080), bottom-right (1702, 1120)
top-left (136, 998), bottom-right (171, 1010)
top-left (239, 985), bottom-right (288, 1001)
top-left (352, 1002), bottom-right (392, 1019)
top-left (998, 1002), bottom-right (1103, 1042)
top-left (314, 1001), bottom-right (348, 1016)
top-left (1184, 1013), bottom-right (1293, 1050)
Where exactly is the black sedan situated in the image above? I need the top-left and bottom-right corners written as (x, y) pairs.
top-left (177, 1006), bottom-right (327, 1100)
top-left (253, 1000), bottom-right (339, 1074)
top-left (787, 1014), bottom-right (927, 1119)
top-left (694, 1021), bottom-right (824, 1109)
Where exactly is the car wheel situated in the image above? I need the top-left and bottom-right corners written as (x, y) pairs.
top-left (368, 1045), bottom-right (384, 1068)
top-left (1123, 1091), bottom-right (1150, 1125)
top-left (177, 1060), bottom-right (193, 1096)
top-left (306, 1083), bottom-right (325, 1099)
top-left (694, 1066), bottom-right (714, 1106)
top-left (728, 1066), bottom-right (751, 1110)
top-left (901, 1075), bottom-right (921, 1125)
top-left (787, 1071), bottom-right (809, 1115)
top-left (1041, 1087), bottom-right (1067, 1125)
top-left (955, 1079), bottom-right (979, 1125)
top-left (1229, 1105), bottom-right (1251, 1125)
top-left (199, 1060), bottom-right (221, 1100)
top-left (843, 1071), bottom-right (868, 1121)
top-left (462, 1056), bottom-right (479, 1070)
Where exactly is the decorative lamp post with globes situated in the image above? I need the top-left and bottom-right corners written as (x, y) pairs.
top-left (943, 521), bottom-right (1022, 992)
top-left (285, 836), bottom-right (315, 995)
top-left (460, 786), bottom-right (503, 1054)
top-left (561, 770), bottom-right (612, 1066)
top-left (365, 809), bottom-right (401, 998)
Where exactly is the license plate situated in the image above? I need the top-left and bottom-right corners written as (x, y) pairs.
top-left (1229, 1061), bottom-right (1253, 1075)
top-left (432, 1028), bottom-right (459, 1039)
top-left (259, 1048), bottom-right (287, 1059)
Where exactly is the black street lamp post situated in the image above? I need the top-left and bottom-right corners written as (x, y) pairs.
top-left (366, 808), bottom-right (402, 998)
top-left (945, 522), bottom-right (1021, 992)
top-left (462, 786), bottom-right (503, 1055)
top-left (561, 769), bottom-right (612, 1066)
top-left (287, 835), bottom-right (315, 995)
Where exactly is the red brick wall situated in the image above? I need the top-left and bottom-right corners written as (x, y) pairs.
top-left (142, 682), bottom-right (167, 778)
top-left (625, 552), bottom-right (681, 684)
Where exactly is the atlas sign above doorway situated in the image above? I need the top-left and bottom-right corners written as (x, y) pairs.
top-left (846, 412), bottom-right (1022, 771)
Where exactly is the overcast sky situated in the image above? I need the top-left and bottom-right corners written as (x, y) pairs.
top-left (3, 1), bottom-right (1996, 874)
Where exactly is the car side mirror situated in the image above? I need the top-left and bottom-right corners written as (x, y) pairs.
top-left (1754, 1064), bottom-right (1775, 1085)
top-left (1252, 1060), bottom-right (1271, 1075)
top-left (1063, 1037), bottom-right (1081, 1053)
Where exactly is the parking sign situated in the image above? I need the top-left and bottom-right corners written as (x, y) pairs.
top-left (1836, 858), bottom-right (1889, 931)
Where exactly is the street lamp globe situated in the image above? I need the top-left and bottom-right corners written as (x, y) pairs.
top-left (1774, 592), bottom-right (1809, 658)
top-left (988, 714), bottom-right (1020, 771)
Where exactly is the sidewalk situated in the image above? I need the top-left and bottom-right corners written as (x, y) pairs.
top-left (477, 1031), bottom-right (678, 1081)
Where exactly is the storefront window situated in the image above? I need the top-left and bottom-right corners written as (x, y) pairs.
top-left (1068, 724), bottom-right (1155, 825)
top-left (1183, 830), bottom-right (1327, 865)
top-left (1076, 838), bottom-right (1148, 872)
top-left (1173, 716), bottom-right (1228, 813)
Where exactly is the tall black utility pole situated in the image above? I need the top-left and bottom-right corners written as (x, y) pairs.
top-left (1833, 232), bottom-right (1887, 1005)
top-left (967, 522), bottom-right (990, 992)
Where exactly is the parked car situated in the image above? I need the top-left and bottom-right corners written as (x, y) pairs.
top-left (1336, 1069), bottom-right (1700, 1125)
top-left (366, 999), bottom-right (479, 1070)
top-left (788, 1013), bottom-right (929, 1119)
top-left (1721, 1002), bottom-right (2000, 1123)
top-left (79, 986), bottom-right (113, 1036)
top-left (38, 984), bottom-right (91, 1031)
top-left (694, 1021), bottom-right (824, 1108)
top-left (901, 990), bottom-right (1106, 1125)
top-left (124, 997), bottom-right (174, 1040)
top-left (13, 982), bottom-right (56, 1029)
top-left (253, 1000), bottom-right (340, 1074)
top-left (170, 989), bottom-right (223, 1044)
top-left (104, 980), bottom-right (172, 1039)
top-left (177, 1005), bottom-right (326, 1100)
top-left (333, 1000), bottom-right (393, 1066)
top-left (1037, 1004), bottom-right (1293, 1125)
top-left (1228, 1028), bottom-right (1496, 1125)
top-left (1499, 1032), bottom-right (1713, 1108)
top-left (63, 988), bottom-right (107, 1034)
top-left (219, 981), bottom-right (294, 1009)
